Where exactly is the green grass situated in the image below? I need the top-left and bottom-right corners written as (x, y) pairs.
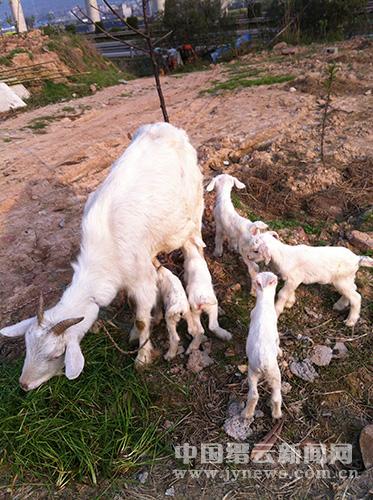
top-left (268, 218), bottom-right (323, 235)
top-left (0, 332), bottom-right (166, 487)
top-left (0, 48), bottom-right (33, 67)
top-left (202, 74), bottom-right (295, 94)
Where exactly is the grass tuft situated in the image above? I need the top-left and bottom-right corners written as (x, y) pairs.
top-left (0, 332), bottom-right (166, 486)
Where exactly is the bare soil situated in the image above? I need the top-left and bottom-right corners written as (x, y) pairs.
top-left (0, 38), bottom-right (372, 498)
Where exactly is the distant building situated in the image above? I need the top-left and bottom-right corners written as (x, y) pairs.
top-left (121, 2), bottom-right (132, 17)
top-left (149, 0), bottom-right (165, 16)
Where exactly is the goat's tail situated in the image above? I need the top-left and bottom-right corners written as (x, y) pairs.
top-left (359, 256), bottom-right (373, 268)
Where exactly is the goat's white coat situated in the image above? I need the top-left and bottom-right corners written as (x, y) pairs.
top-left (242, 272), bottom-right (282, 420)
top-left (182, 238), bottom-right (232, 352)
top-left (244, 231), bottom-right (373, 326)
top-left (1, 123), bottom-right (204, 389)
top-left (206, 174), bottom-right (267, 294)
top-left (155, 265), bottom-right (197, 360)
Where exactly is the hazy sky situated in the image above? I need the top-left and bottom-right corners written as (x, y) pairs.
top-left (0, 0), bottom-right (97, 19)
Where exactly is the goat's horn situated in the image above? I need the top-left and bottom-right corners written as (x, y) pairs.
top-left (37, 293), bottom-right (44, 325)
top-left (52, 317), bottom-right (84, 336)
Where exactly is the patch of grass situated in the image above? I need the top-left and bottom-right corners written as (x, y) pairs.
top-left (202, 74), bottom-right (295, 94)
top-left (61, 105), bottom-right (75, 113)
top-left (268, 218), bottom-right (322, 235)
top-left (3, 137), bottom-right (12, 143)
top-left (0, 55), bottom-right (12, 67)
top-left (0, 48), bottom-right (33, 67)
top-left (0, 332), bottom-right (166, 487)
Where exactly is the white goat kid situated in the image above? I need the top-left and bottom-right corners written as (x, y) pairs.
top-left (0, 123), bottom-right (204, 390)
top-left (242, 272), bottom-right (282, 421)
top-left (244, 231), bottom-right (373, 326)
top-left (182, 238), bottom-right (232, 352)
top-left (154, 264), bottom-right (198, 361)
top-left (206, 174), bottom-right (267, 294)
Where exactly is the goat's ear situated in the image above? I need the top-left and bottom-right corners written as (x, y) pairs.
top-left (192, 236), bottom-right (206, 248)
top-left (255, 275), bottom-right (263, 290)
top-left (233, 177), bottom-right (245, 190)
top-left (249, 225), bottom-right (259, 236)
top-left (269, 231), bottom-right (279, 239)
top-left (268, 276), bottom-right (278, 287)
top-left (254, 221), bottom-right (268, 231)
top-left (0, 317), bottom-right (35, 338)
top-left (206, 178), bottom-right (216, 192)
top-left (65, 340), bottom-right (85, 380)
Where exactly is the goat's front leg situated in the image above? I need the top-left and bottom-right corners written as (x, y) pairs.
top-left (164, 314), bottom-right (181, 361)
top-left (213, 221), bottom-right (224, 258)
top-left (204, 303), bottom-right (232, 340)
top-left (275, 280), bottom-right (300, 317)
top-left (244, 259), bottom-right (259, 296)
top-left (133, 281), bottom-right (157, 369)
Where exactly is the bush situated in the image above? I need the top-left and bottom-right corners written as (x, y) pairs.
top-left (267, 0), bottom-right (368, 41)
top-left (126, 16), bottom-right (139, 29)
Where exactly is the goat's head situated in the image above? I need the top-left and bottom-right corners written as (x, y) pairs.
top-left (239, 225), bottom-right (271, 264)
top-left (255, 271), bottom-right (278, 292)
top-left (1, 295), bottom-right (85, 391)
top-left (206, 174), bottom-right (245, 192)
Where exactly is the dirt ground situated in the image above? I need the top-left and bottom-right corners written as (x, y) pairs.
top-left (0, 38), bottom-right (372, 498)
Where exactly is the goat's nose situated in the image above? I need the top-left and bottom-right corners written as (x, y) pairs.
top-left (19, 381), bottom-right (29, 391)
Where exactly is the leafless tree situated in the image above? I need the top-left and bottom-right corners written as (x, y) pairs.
top-left (72, 0), bottom-right (171, 122)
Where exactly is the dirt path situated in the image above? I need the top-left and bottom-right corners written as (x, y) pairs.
top-left (0, 65), bottom-right (313, 324)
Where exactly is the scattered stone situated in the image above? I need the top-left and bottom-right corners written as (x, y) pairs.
top-left (227, 399), bottom-right (244, 417)
top-left (237, 364), bottom-right (248, 374)
top-left (163, 420), bottom-right (172, 429)
top-left (90, 84), bottom-right (97, 94)
top-left (224, 414), bottom-right (253, 441)
top-left (224, 347), bottom-right (236, 357)
top-left (290, 358), bottom-right (319, 382)
top-left (365, 89), bottom-right (372, 96)
top-left (165, 486), bottom-right (175, 496)
top-left (348, 230), bottom-right (373, 252)
top-left (230, 283), bottom-right (241, 293)
top-left (254, 409), bottom-right (264, 418)
top-left (58, 218), bottom-right (65, 228)
top-left (223, 160), bottom-right (230, 166)
top-left (304, 306), bottom-right (321, 320)
top-left (136, 470), bottom-right (148, 484)
top-left (289, 87), bottom-right (297, 92)
top-left (281, 381), bottom-right (292, 395)
top-left (325, 47), bottom-right (338, 55)
top-left (332, 342), bottom-right (348, 359)
top-left (360, 424), bottom-right (373, 470)
top-left (310, 345), bottom-right (333, 367)
top-left (273, 41), bottom-right (288, 51)
top-left (187, 348), bottom-right (214, 373)
top-left (282, 47), bottom-right (297, 55)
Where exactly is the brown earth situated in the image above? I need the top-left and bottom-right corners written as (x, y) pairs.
top-left (0, 38), bottom-right (372, 498)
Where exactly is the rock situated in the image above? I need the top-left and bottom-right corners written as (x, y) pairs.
top-left (310, 345), bottom-right (333, 367)
top-left (282, 47), bottom-right (297, 55)
top-left (273, 42), bottom-right (288, 51)
top-left (332, 342), bottom-right (348, 359)
top-left (0, 82), bottom-right (26, 112)
top-left (237, 364), bottom-right (248, 374)
top-left (290, 358), bottom-right (319, 382)
top-left (136, 470), bottom-right (148, 484)
top-left (227, 399), bottom-right (244, 417)
top-left (360, 424), bottom-right (373, 469)
top-left (289, 87), bottom-right (297, 92)
top-left (165, 486), bottom-right (175, 496)
top-left (224, 415), bottom-right (253, 441)
top-left (325, 47), bottom-right (338, 55)
top-left (223, 160), bottom-right (230, 166)
top-left (90, 84), bottom-right (97, 94)
top-left (281, 381), bottom-right (292, 395)
top-left (9, 84), bottom-right (30, 100)
top-left (187, 348), bottom-right (213, 373)
top-left (348, 230), bottom-right (373, 252)
top-left (230, 283), bottom-right (241, 293)
top-left (365, 89), bottom-right (372, 96)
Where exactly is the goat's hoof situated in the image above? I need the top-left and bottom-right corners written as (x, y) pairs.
top-left (214, 329), bottom-right (232, 341)
top-left (134, 349), bottom-right (157, 370)
top-left (164, 350), bottom-right (177, 361)
top-left (333, 302), bottom-right (348, 312)
top-left (344, 318), bottom-right (358, 327)
top-left (240, 408), bottom-right (254, 421)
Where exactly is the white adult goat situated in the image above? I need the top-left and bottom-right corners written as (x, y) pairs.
top-left (0, 123), bottom-right (204, 390)
top-left (243, 231), bottom-right (373, 326)
top-left (182, 237), bottom-right (232, 352)
top-left (206, 174), bottom-right (267, 294)
top-left (242, 272), bottom-right (282, 421)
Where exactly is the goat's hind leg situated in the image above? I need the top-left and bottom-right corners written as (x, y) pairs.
top-left (205, 303), bottom-right (232, 341)
top-left (133, 277), bottom-right (158, 368)
top-left (185, 310), bottom-right (204, 354)
top-left (241, 368), bottom-right (260, 420)
top-left (334, 279), bottom-right (361, 327)
top-left (213, 221), bottom-right (225, 258)
top-left (164, 314), bottom-right (180, 361)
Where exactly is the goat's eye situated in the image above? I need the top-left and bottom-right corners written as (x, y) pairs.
top-left (49, 352), bottom-right (64, 361)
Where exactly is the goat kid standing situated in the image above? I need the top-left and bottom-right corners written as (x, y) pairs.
top-left (242, 272), bottom-right (282, 421)
top-left (182, 237), bottom-right (232, 352)
top-left (243, 231), bottom-right (373, 326)
top-left (206, 174), bottom-right (267, 294)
